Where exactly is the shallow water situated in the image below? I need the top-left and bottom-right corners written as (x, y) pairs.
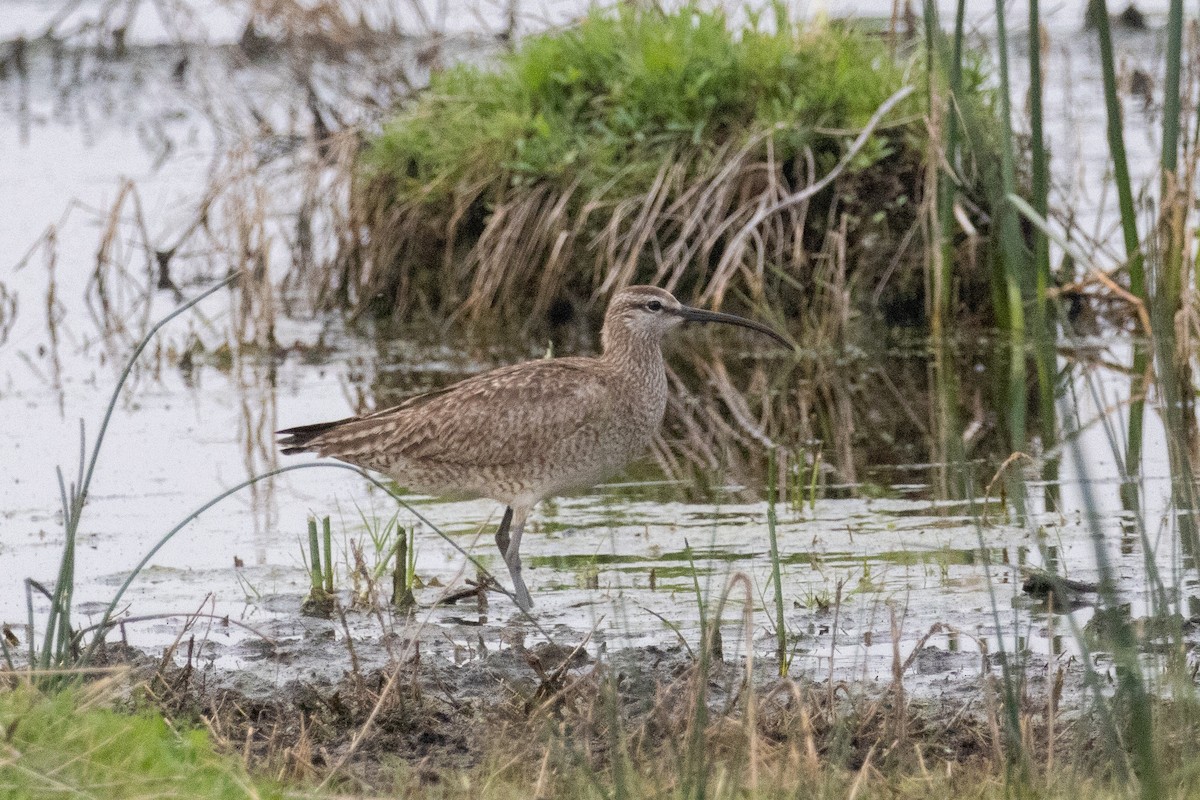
top-left (0, 6), bottom-right (1191, 696)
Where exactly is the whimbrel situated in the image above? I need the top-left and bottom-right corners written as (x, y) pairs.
top-left (278, 286), bottom-right (788, 611)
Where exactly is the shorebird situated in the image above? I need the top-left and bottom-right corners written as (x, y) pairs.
top-left (278, 285), bottom-right (788, 611)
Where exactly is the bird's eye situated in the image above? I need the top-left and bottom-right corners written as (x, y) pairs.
top-left (646, 300), bottom-right (663, 312)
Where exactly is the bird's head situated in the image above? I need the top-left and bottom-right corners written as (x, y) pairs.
top-left (601, 285), bottom-right (790, 352)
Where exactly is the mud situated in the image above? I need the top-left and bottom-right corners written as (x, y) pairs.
top-left (96, 630), bottom-right (1075, 788)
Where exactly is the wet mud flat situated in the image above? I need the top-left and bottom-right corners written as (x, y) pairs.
top-left (72, 531), bottom-right (1192, 791)
top-left (96, 621), bottom-right (1084, 788)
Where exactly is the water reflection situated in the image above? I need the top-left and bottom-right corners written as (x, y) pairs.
top-left (360, 321), bottom-right (1024, 504)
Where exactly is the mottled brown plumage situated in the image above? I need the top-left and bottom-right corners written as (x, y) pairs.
top-left (278, 286), bottom-right (788, 611)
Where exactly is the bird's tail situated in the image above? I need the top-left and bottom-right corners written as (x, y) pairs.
top-left (276, 418), bottom-right (352, 455)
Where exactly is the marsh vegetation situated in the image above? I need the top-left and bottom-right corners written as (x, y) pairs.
top-left (3, 0), bottom-right (1200, 798)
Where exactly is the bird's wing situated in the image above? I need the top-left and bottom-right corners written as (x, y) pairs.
top-left (313, 358), bottom-right (616, 467)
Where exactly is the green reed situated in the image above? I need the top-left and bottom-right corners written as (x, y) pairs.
top-left (392, 525), bottom-right (416, 611)
top-left (990, 0), bottom-right (1030, 457)
top-left (1092, 0), bottom-right (1149, 509)
top-left (1026, 0), bottom-right (1061, 490)
top-left (923, 0), bottom-right (954, 335)
top-left (1160, 0), bottom-right (1186, 316)
top-left (302, 516), bottom-right (336, 617)
top-left (766, 449), bottom-right (787, 676)
top-left (26, 274), bottom-right (237, 684)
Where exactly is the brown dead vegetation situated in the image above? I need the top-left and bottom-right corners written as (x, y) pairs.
top-left (92, 627), bottom-right (1117, 798)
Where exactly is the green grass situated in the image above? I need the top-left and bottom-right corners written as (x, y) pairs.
top-left (0, 684), bottom-right (281, 800)
top-left (366, 7), bottom-right (913, 199)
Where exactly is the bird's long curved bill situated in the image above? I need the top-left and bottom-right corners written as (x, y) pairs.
top-left (676, 305), bottom-right (791, 347)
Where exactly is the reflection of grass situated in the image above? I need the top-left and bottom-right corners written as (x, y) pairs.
top-left (530, 548), bottom-right (757, 571)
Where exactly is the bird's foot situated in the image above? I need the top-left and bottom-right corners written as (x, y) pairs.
top-left (512, 582), bottom-right (534, 613)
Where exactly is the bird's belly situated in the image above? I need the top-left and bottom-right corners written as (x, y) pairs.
top-left (520, 418), bottom-right (655, 499)
top-left (383, 421), bottom-right (653, 507)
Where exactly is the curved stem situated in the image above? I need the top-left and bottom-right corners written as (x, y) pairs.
top-left (83, 462), bottom-right (555, 664)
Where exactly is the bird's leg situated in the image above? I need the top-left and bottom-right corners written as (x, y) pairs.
top-left (503, 507), bottom-right (533, 612)
top-left (495, 506), bottom-right (513, 558)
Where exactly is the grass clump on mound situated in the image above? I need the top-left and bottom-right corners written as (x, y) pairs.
top-left (346, 5), bottom-right (999, 329)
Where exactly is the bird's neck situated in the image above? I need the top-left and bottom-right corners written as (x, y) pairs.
top-left (600, 329), bottom-right (663, 371)
top-left (599, 327), bottom-right (669, 432)
top-left (600, 330), bottom-right (667, 416)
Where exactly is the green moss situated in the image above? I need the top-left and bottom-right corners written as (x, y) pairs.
top-left (0, 686), bottom-right (282, 799)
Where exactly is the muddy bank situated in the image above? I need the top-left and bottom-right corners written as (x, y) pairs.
top-left (99, 629), bottom-right (1083, 790)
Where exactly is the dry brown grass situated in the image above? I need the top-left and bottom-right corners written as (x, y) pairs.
top-left (100, 596), bottom-right (1174, 800)
top-left (340, 112), bottom-right (952, 337)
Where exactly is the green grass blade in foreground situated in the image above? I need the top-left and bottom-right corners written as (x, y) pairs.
top-left (1062, 408), bottom-right (1162, 798)
top-left (80, 275), bottom-right (240, 516)
top-left (767, 448), bottom-right (787, 676)
top-left (1036, 339), bottom-right (1167, 781)
top-left (991, 0), bottom-right (1030, 455)
top-left (1093, 0), bottom-right (1148, 508)
top-left (1013, 191), bottom-right (1179, 610)
top-left (35, 274), bottom-right (238, 676)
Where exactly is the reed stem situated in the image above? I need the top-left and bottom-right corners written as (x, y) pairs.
top-left (308, 518), bottom-right (323, 594)
top-left (1094, 0), bottom-right (1148, 507)
top-left (322, 516), bottom-right (334, 594)
top-left (990, 0), bottom-right (1033, 457)
top-left (766, 449), bottom-right (787, 677)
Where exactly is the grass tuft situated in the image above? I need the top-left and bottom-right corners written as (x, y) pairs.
top-left (346, 4), bottom-right (1001, 328)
